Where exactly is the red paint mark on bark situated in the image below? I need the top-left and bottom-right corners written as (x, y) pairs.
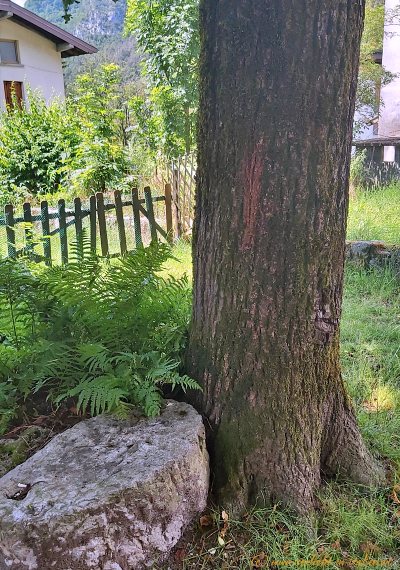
top-left (241, 138), bottom-right (266, 251)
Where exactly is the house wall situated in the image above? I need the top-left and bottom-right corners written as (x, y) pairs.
top-left (0, 18), bottom-right (65, 109)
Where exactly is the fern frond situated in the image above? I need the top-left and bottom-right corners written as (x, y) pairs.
top-left (164, 373), bottom-right (202, 393)
top-left (78, 343), bottom-right (110, 374)
top-left (132, 379), bottom-right (163, 418)
top-left (58, 374), bottom-right (128, 416)
top-left (69, 230), bottom-right (92, 263)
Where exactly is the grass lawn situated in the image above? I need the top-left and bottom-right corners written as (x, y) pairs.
top-left (347, 184), bottom-right (400, 245)
top-left (162, 245), bottom-right (400, 569)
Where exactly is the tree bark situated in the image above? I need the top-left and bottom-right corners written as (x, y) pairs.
top-left (187, 0), bottom-right (384, 513)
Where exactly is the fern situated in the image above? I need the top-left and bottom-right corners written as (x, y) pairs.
top-left (56, 349), bottom-right (201, 419)
top-left (133, 379), bottom-right (163, 418)
top-left (57, 374), bottom-right (129, 417)
top-left (0, 380), bottom-right (18, 434)
top-left (0, 241), bottom-right (198, 431)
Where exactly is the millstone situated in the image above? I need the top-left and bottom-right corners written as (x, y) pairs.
top-left (0, 401), bottom-right (209, 570)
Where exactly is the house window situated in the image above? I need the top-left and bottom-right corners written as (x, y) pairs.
top-left (4, 81), bottom-right (24, 109)
top-left (0, 41), bottom-right (19, 65)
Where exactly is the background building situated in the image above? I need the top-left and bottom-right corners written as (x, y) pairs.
top-left (0, 0), bottom-right (96, 109)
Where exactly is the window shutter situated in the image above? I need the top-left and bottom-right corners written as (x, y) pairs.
top-left (3, 81), bottom-right (23, 109)
top-left (4, 81), bottom-right (12, 107)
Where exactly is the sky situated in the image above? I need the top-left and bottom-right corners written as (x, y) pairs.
top-left (13, 0), bottom-right (26, 5)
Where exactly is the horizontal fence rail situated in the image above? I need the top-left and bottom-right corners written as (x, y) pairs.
top-left (0, 186), bottom-right (174, 265)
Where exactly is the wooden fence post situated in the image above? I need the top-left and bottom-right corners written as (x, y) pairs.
top-left (5, 204), bottom-right (16, 259)
top-left (4, 204), bottom-right (15, 259)
top-left (182, 154), bottom-right (188, 233)
top-left (114, 190), bottom-right (127, 255)
top-left (132, 187), bottom-right (143, 248)
top-left (58, 199), bottom-right (68, 264)
top-left (144, 187), bottom-right (158, 243)
top-left (189, 153), bottom-right (195, 229)
top-left (89, 195), bottom-right (97, 255)
top-left (40, 201), bottom-right (52, 266)
top-left (74, 197), bottom-right (83, 260)
top-left (164, 183), bottom-right (174, 244)
top-left (172, 166), bottom-right (182, 238)
top-left (96, 192), bottom-right (109, 257)
top-left (23, 202), bottom-right (34, 258)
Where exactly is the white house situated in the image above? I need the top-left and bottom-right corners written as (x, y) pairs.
top-left (354, 0), bottom-right (400, 166)
top-left (0, 0), bottom-right (97, 109)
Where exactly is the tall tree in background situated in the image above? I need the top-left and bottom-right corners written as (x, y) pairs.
top-left (125, 0), bottom-right (199, 156)
top-left (186, 0), bottom-right (384, 513)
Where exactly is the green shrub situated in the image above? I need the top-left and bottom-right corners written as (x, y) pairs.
top-left (0, 241), bottom-right (197, 434)
top-left (0, 92), bottom-right (78, 203)
top-left (350, 150), bottom-right (368, 188)
top-left (0, 66), bottom-right (142, 205)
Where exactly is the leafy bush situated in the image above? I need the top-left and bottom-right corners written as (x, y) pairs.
top-left (0, 66), bottom-right (144, 205)
top-left (350, 150), bottom-right (368, 188)
top-left (0, 241), bottom-right (196, 434)
top-left (0, 92), bottom-right (78, 204)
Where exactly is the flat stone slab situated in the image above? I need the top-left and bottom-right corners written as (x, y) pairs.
top-left (0, 401), bottom-right (209, 570)
top-left (346, 240), bottom-right (400, 268)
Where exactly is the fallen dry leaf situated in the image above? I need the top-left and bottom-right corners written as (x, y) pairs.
top-left (251, 552), bottom-right (268, 568)
top-left (219, 509), bottom-right (229, 538)
top-left (391, 485), bottom-right (400, 504)
top-left (174, 548), bottom-right (186, 562)
top-left (199, 514), bottom-right (214, 528)
top-left (360, 541), bottom-right (381, 555)
top-left (31, 415), bottom-right (48, 426)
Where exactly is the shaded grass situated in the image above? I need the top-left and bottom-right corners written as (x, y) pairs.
top-left (164, 488), bottom-right (399, 569)
top-left (347, 184), bottom-right (400, 244)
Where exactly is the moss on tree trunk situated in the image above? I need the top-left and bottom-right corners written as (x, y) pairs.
top-left (187, 0), bottom-right (384, 513)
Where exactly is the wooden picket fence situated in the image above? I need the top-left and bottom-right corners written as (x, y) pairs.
top-left (131, 153), bottom-right (197, 238)
top-left (169, 154), bottom-right (196, 235)
top-left (0, 185), bottom-right (174, 265)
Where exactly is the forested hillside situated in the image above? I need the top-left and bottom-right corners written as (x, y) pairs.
top-left (24, 0), bottom-right (141, 86)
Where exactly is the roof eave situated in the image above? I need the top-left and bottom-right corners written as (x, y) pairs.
top-left (0, 0), bottom-right (98, 57)
top-left (353, 137), bottom-right (400, 147)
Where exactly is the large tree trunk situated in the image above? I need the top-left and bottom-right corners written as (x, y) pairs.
top-left (187, 0), bottom-right (384, 513)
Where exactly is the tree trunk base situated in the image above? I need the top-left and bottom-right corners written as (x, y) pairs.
top-left (322, 406), bottom-right (385, 489)
top-left (208, 398), bottom-right (385, 516)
